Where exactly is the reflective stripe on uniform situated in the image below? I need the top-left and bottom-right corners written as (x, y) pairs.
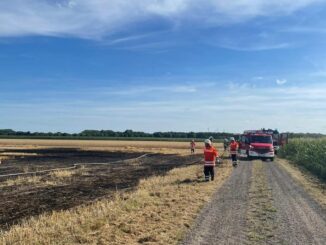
top-left (204, 161), bottom-right (215, 166)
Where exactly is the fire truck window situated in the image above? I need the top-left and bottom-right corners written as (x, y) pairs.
top-left (241, 136), bottom-right (246, 143)
top-left (251, 136), bottom-right (272, 144)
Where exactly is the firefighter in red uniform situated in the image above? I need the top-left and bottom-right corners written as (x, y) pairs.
top-left (190, 139), bottom-right (196, 154)
top-left (203, 139), bottom-right (219, 181)
top-left (229, 137), bottom-right (239, 166)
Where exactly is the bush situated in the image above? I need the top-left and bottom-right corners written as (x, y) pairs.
top-left (279, 138), bottom-right (326, 181)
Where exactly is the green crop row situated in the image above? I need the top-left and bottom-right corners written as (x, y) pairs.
top-left (279, 138), bottom-right (326, 182)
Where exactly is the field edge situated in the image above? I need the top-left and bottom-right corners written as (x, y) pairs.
top-left (276, 158), bottom-right (326, 208)
top-left (1, 162), bottom-right (232, 244)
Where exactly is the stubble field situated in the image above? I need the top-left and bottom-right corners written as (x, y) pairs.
top-left (0, 139), bottom-right (222, 231)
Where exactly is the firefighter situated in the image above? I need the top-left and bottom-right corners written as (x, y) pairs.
top-left (209, 136), bottom-right (214, 144)
top-left (203, 139), bottom-right (219, 181)
top-left (223, 137), bottom-right (229, 151)
top-left (190, 139), bottom-right (196, 154)
top-left (229, 137), bottom-right (239, 166)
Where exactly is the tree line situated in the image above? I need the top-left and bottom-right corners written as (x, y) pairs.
top-left (0, 129), bottom-right (324, 140)
top-left (0, 129), bottom-right (234, 140)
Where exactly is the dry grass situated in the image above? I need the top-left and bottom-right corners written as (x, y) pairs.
top-left (0, 163), bottom-right (232, 245)
top-left (277, 158), bottom-right (326, 208)
top-left (0, 156), bottom-right (10, 164)
top-left (0, 152), bottom-right (38, 157)
top-left (0, 176), bottom-right (43, 187)
top-left (0, 170), bottom-right (76, 188)
top-left (0, 139), bottom-right (223, 155)
top-left (247, 160), bottom-right (277, 243)
top-left (50, 170), bottom-right (74, 179)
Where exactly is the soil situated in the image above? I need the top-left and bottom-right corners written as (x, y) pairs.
top-left (181, 159), bottom-right (326, 245)
top-left (0, 148), bottom-right (201, 230)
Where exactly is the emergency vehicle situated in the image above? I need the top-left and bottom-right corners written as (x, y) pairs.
top-left (238, 130), bottom-right (275, 161)
top-left (257, 129), bottom-right (289, 154)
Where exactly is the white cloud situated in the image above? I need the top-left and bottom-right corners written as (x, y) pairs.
top-left (0, 0), bottom-right (322, 39)
top-left (252, 76), bottom-right (264, 80)
top-left (227, 81), bottom-right (256, 90)
top-left (2, 81), bottom-right (326, 133)
top-left (97, 84), bottom-right (199, 96)
top-left (104, 33), bottom-right (159, 45)
top-left (276, 79), bottom-right (287, 85)
top-left (219, 42), bottom-right (292, 51)
top-left (281, 26), bottom-right (326, 34)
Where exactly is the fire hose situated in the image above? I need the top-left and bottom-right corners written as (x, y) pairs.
top-left (0, 153), bottom-right (150, 179)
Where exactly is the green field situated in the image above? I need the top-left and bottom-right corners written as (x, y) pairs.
top-left (279, 138), bottom-right (326, 181)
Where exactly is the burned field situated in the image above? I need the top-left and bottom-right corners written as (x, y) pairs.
top-left (0, 148), bottom-right (201, 230)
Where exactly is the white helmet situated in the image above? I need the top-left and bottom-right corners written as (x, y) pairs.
top-left (204, 139), bottom-right (212, 146)
top-left (230, 137), bottom-right (235, 141)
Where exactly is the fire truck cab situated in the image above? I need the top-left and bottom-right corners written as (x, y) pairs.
top-left (238, 130), bottom-right (275, 161)
top-left (258, 129), bottom-right (289, 155)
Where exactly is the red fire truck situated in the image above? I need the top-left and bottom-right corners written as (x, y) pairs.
top-left (238, 130), bottom-right (276, 161)
top-left (259, 129), bottom-right (289, 154)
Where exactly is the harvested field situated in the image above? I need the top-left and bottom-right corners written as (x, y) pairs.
top-left (0, 139), bottom-right (220, 155)
top-left (0, 163), bottom-right (232, 245)
top-left (0, 145), bottom-right (205, 230)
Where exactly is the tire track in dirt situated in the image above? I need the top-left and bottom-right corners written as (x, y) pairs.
top-left (266, 161), bottom-right (326, 245)
top-left (182, 159), bottom-right (326, 245)
top-left (181, 161), bottom-right (252, 245)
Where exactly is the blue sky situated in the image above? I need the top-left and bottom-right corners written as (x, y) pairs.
top-left (1, 0), bottom-right (326, 133)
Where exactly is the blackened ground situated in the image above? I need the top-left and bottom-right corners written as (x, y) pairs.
top-left (0, 148), bottom-right (142, 174)
top-left (0, 148), bottom-right (201, 230)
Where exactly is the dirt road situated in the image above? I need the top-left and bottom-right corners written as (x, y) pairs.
top-left (181, 160), bottom-right (326, 245)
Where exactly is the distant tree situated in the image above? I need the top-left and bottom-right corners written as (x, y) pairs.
top-left (0, 129), bottom-right (15, 135)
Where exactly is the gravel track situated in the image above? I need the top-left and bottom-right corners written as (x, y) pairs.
top-left (181, 160), bottom-right (326, 245)
top-left (181, 161), bottom-right (252, 245)
top-left (266, 161), bottom-right (326, 245)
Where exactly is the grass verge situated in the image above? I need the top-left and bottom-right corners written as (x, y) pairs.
top-left (0, 163), bottom-right (232, 245)
top-left (246, 160), bottom-right (277, 244)
top-left (277, 158), bottom-right (326, 208)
